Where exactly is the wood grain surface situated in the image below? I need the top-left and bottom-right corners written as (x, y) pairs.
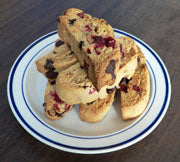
top-left (0, 0), bottom-right (179, 161)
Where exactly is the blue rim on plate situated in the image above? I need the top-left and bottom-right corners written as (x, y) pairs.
top-left (7, 29), bottom-right (171, 153)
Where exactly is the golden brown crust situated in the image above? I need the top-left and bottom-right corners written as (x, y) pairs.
top-left (79, 90), bottom-right (116, 123)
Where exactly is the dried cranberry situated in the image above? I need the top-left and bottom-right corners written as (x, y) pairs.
top-left (119, 64), bottom-right (123, 68)
top-left (89, 88), bottom-right (96, 94)
top-left (92, 36), bottom-right (116, 49)
top-left (137, 56), bottom-right (140, 62)
top-left (91, 36), bottom-right (105, 47)
top-left (85, 25), bottom-right (92, 32)
top-left (50, 91), bottom-right (64, 104)
top-left (104, 37), bottom-right (116, 49)
top-left (83, 60), bottom-right (89, 71)
top-left (133, 85), bottom-right (140, 91)
top-left (94, 44), bottom-right (101, 55)
top-left (54, 104), bottom-right (60, 112)
top-left (77, 12), bottom-right (84, 18)
top-left (120, 84), bottom-right (128, 93)
top-left (65, 104), bottom-right (71, 111)
top-left (120, 44), bottom-right (125, 57)
top-left (87, 48), bottom-right (91, 54)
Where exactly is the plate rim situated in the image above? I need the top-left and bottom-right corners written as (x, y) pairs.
top-left (7, 29), bottom-right (171, 154)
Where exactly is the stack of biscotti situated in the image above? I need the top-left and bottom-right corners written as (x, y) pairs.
top-left (35, 8), bottom-right (150, 122)
top-left (36, 39), bottom-right (117, 121)
top-left (36, 36), bottom-right (138, 121)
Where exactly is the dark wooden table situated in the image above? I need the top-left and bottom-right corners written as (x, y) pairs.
top-left (1, 0), bottom-right (179, 161)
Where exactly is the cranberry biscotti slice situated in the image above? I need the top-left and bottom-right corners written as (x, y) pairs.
top-left (35, 38), bottom-right (78, 80)
top-left (58, 8), bottom-right (121, 91)
top-left (55, 62), bottom-right (108, 104)
top-left (79, 89), bottom-right (116, 123)
top-left (112, 36), bottom-right (139, 88)
top-left (44, 81), bottom-right (73, 120)
top-left (119, 53), bottom-right (150, 120)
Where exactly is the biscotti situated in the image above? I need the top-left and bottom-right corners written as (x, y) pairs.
top-left (58, 8), bottom-right (121, 91)
top-left (44, 81), bottom-right (73, 120)
top-left (35, 38), bottom-right (77, 80)
top-left (119, 52), bottom-right (150, 120)
top-left (79, 90), bottom-right (116, 123)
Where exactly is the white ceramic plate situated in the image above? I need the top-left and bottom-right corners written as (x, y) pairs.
top-left (7, 29), bottom-right (171, 154)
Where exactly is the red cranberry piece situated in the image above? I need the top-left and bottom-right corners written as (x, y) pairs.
top-left (120, 44), bottom-right (125, 57)
top-left (85, 25), bottom-right (92, 32)
top-left (87, 48), bottom-right (91, 54)
top-left (77, 12), bottom-right (84, 18)
top-left (65, 104), bottom-right (71, 111)
top-left (50, 92), bottom-right (64, 104)
top-left (137, 57), bottom-right (140, 62)
top-left (83, 60), bottom-right (89, 71)
top-left (119, 64), bottom-right (123, 68)
top-left (53, 104), bottom-right (60, 112)
top-left (120, 84), bottom-right (128, 93)
top-left (133, 85), bottom-right (140, 91)
top-left (94, 44), bottom-right (101, 55)
top-left (104, 37), bottom-right (116, 49)
top-left (91, 36), bottom-right (105, 46)
top-left (89, 88), bottom-right (96, 94)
